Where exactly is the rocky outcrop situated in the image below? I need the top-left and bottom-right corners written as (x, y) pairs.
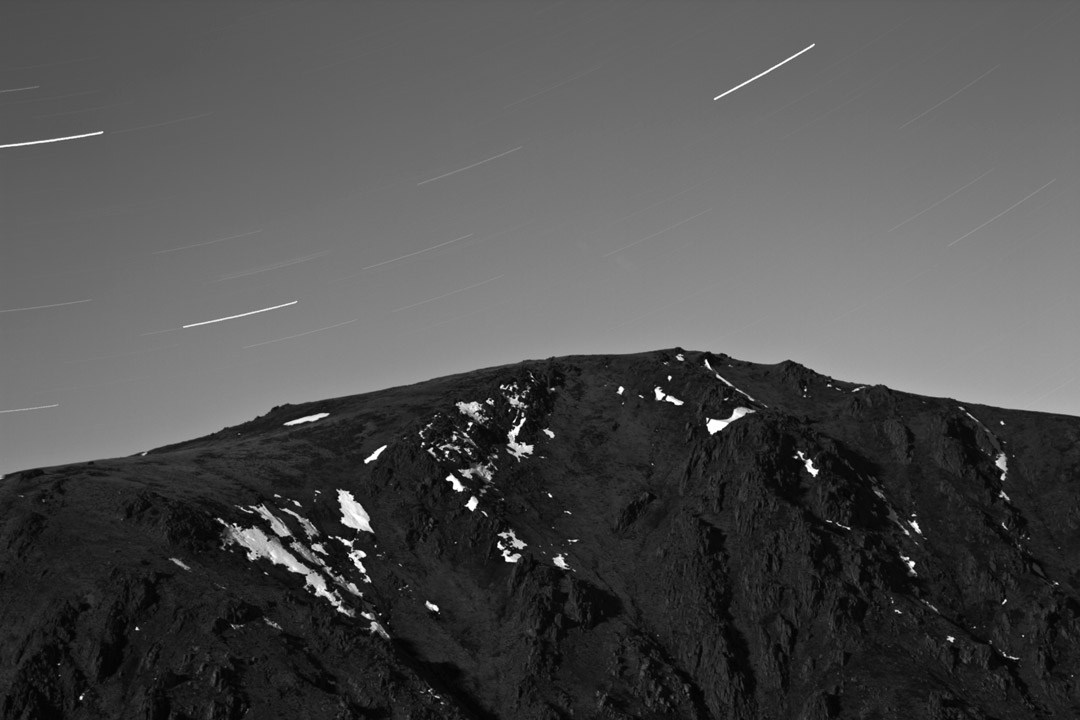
top-left (2, 348), bottom-right (1079, 718)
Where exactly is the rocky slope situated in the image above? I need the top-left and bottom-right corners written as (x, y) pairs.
top-left (2, 348), bottom-right (1080, 719)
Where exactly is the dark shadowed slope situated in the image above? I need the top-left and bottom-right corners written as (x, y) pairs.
top-left (3, 349), bottom-right (1080, 719)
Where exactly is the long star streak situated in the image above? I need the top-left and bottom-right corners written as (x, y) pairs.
top-left (0, 130), bottom-right (103, 149)
top-left (0, 298), bottom-right (92, 313)
top-left (212, 250), bottom-right (331, 282)
top-left (714, 44), bottom-right (815, 101)
top-left (391, 275), bottom-right (504, 312)
top-left (946, 180), bottom-right (1056, 247)
top-left (243, 318), bottom-right (358, 349)
top-left (0, 403), bottom-right (58, 414)
top-left (417, 147), bottom-right (522, 185)
top-left (888, 168), bottom-right (995, 232)
top-left (360, 234), bottom-right (473, 271)
top-left (182, 300), bottom-right (298, 329)
top-left (899, 65), bottom-right (999, 130)
top-left (0, 85), bottom-right (40, 94)
top-left (154, 230), bottom-right (263, 254)
top-left (603, 208), bottom-right (713, 257)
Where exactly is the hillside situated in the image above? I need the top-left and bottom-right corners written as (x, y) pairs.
top-left (3, 348), bottom-right (1080, 719)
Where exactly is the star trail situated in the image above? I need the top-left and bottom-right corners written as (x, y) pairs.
top-left (1, 1), bottom-right (1075, 474)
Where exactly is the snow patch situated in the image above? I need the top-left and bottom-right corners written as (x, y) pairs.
top-left (425, 600), bottom-right (440, 613)
top-left (456, 401), bottom-right (489, 424)
top-left (553, 554), bottom-right (571, 570)
top-left (653, 386), bottom-right (685, 405)
top-left (506, 415), bottom-right (534, 460)
top-left (995, 453), bottom-right (1008, 482)
top-left (496, 529), bottom-right (527, 563)
top-left (706, 407), bottom-right (755, 434)
top-left (220, 522), bottom-right (354, 616)
top-left (338, 490), bottom-right (374, 534)
top-left (900, 554), bottom-right (917, 577)
top-left (280, 507), bottom-right (318, 538)
top-left (170, 558), bottom-right (191, 571)
top-left (466, 496), bottom-right (479, 512)
top-left (704, 359), bottom-right (762, 405)
top-left (251, 504), bottom-right (292, 538)
top-left (794, 450), bottom-right (819, 477)
top-left (445, 473), bottom-right (466, 492)
top-left (283, 412), bottom-right (329, 426)
top-left (909, 517), bottom-right (923, 536)
top-left (542, 428), bottom-right (555, 438)
top-left (364, 444), bottom-right (387, 464)
top-left (616, 386), bottom-right (624, 395)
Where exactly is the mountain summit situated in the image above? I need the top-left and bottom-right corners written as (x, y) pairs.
top-left (3, 349), bottom-right (1080, 719)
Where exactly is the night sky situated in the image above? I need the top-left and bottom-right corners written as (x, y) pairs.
top-left (2, 1), bottom-right (1077, 475)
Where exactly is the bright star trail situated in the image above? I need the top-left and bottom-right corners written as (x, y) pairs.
top-left (182, 301), bottom-right (299, 329)
top-left (0, 130), bottom-right (103, 149)
top-left (0, 404), bottom-right (59, 415)
top-left (713, 43), bottom-right (815, 101)
top-left (2, 1), bottom-right (1076, 475)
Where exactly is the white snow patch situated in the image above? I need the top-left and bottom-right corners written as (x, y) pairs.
top-left (909, 518), bottom-right (923, 535)
top-left (364, 444), bottom-right (387, 464)
top-left (946, 635), bottom-right (955, 643)
top-left (704, 359), bottom-right (762, 404)
top-left (170, 557), bottom-right (191, 571)
top-left (252, 504), bottom-right (292, 538)
top-left (445, 473), bottom-right (466, 492)
top-left (459, 460), bottom-right (495, 484)
top-left (616, 386), bottom-right (624, 395)
top-left (264, 618), bottom-right (282, 630)
top-left (999, 490), bottom-right (1011, 502)
top-left (497, 529), bottom-right (527, 563)
top-left (706, 407), bottom-right (755, 434)
top-left (825, 519), bottom-right (851, 531)
top-left (900, 554), bottom-right (917, 576)
top-left (653, 386), bottom-right (685, 405)
top-left (280, 507), bottom-right (318, 538)
top-left (794, 451), bottom-right (819, 477)
top-left (995, 453), bottom-right (1008, 482)
top-left (553, 554), bottom-right (571, 570)
top-left (220, 522), bottom-right (354, 616)
top-left (466, 496), bottom-right (479, 511)
top-left (338, 490), bottom-right (374, 533)
top-left (456, 401), bottom-right (488, 424)
top-left (542, 428), bottom-right (555, 438)
top-left (425, 600), bottom-right (440, 613)
top-left (348, 548), bottom-right (371, 583)
top-left (283, 412), bottom-right (329, 426)
top-left (676, 353), bottom-right (684, 361)
top-left (507, 415), bottom-right (534, 460)
top-left (369, 621), bottom-right (391, 639)
top-left (311, 543), bottom-right (328, 555)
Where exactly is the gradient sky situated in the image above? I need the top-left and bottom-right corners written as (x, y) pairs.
top-left (2, 0), bottom-right (1077, 475)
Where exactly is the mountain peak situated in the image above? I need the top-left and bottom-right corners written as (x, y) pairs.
top-left (2, 349), bottom-right (1079, 719)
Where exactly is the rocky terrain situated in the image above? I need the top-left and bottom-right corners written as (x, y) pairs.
top-left (3, 348), bottom-right (1080, 719)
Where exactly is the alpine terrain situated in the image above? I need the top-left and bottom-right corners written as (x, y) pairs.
top-left (3, 348), bottom-right (1080, 720)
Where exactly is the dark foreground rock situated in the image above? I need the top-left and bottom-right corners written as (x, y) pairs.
top-left (3, 348), bottom-right (1080, 719)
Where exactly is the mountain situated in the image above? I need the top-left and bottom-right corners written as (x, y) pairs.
top-left (2, 348), bottom-right (1080, 719)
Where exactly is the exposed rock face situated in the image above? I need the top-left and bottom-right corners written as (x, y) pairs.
top-left (2, 348), bottom-right (1080, 719)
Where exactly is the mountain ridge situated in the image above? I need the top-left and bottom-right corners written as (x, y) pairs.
top-left (3, 348), bottom-right (1080, 719)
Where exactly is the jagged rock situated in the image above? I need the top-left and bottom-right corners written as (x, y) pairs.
top-left (2, 348), bottom-right (1080, 718)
